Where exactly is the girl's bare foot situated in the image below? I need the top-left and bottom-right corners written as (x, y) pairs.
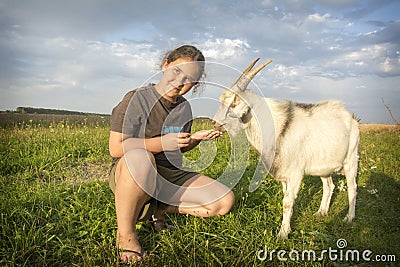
top-left (116, 230), bottom-right (145, 263)
top-left (150, 207), bottom-right (175, 232)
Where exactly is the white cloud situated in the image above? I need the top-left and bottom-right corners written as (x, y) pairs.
top-left (202, 38), bottom-right (251, 60)
top-left (307, 13), bottom-right (332, 22)
top-left (328, 44), bottom-right (400, 77)
top-left (271, 64), bottom-right (299, 78)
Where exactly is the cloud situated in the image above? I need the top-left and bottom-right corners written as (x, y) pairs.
top-left (307, 13), bottom-right (333, 22)
top-left (202, 39), bottom-right (251, 60)
top-left (368, 20), bottom-right (400, 44)
top-left (343, 0), bottom-right (396, 19)
top-left (317, 0), bottom-right (360, 8)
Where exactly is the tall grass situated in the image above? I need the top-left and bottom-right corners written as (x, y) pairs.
top-left (1, 120), bottom-right (399, 266)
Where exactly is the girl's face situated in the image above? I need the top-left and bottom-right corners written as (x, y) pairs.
top-left (157, 57), bottom-right (202, 101)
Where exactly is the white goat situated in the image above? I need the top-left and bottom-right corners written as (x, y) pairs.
top-left (213, 59), bottom-right (359, 238)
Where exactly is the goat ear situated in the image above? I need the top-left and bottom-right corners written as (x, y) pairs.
top-left (232, 101), bottom-right (251, 119)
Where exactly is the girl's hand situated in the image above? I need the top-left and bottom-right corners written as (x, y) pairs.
top-left (161, 132), bottom-right (191, 151)
top-left (190, 130), bottom-right (223, 141)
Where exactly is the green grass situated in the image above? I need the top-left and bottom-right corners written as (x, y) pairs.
top-left (1, 120), bottom-right (399, 266)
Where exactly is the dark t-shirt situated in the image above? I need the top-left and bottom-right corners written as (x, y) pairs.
top-left (111, 84), bottom-right (193, 168)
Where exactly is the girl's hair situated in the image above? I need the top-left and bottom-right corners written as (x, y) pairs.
top-left (162, 45), bottom-right (206, 92)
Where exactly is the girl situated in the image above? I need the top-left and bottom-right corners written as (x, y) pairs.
top-left (108, 45), bottom-right (235, 264)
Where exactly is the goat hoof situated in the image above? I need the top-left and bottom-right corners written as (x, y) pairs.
top-left (343, 215), bottom-right (354, 222)
top-left (314, 210), bottom-right (327, 217)
top-left (278, 230), bottom-right (289, 239)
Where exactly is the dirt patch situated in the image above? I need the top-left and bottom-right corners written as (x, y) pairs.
top-left (360, 124), bottom-right (399, 132)
top-left (64, 161), bottom-right (111, 184)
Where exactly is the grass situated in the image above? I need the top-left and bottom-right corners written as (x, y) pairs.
top-left (0, 119), bottom-right (399, 266)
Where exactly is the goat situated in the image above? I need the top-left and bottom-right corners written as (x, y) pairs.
top-left (213, 58), bottom-right (359, 238)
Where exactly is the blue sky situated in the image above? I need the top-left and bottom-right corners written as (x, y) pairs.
top-left (1, 0), bottom-right (399, 123)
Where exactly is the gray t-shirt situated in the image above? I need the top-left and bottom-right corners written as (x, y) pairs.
top-left (111, 84), bottom-right (193, 168)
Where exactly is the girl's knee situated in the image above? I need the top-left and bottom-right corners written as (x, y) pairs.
top-left (121, 150), bottom-right (156, 175)
top-left (207, 190), bottom-right (234, 216)
top-left (124, 149), bottom-right (155, 166)
top-left (116, 149), bottom-right (156, 191)
top-left (218, 190), bottom-right (235, 215)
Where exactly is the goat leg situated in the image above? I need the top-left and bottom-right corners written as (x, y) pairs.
top-left (315, 176), bottom-right (335, 216)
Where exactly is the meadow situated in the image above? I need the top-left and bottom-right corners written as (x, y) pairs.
top-left (0, 116), bottom-right (399, 266)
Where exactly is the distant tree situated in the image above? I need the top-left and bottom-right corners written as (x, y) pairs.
top-left (14, 106), bottom-right (108, 116)
top-left (382, 98), bottom-right (399, 125)
top-left (16, 107), bottom-right (26, 114)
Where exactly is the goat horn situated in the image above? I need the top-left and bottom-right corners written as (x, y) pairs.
top-left (231, 58), bottom-right (260, 87)
top-left (236, 59), bottom-right (272, 91)
top-left (247, 59), bottom-right (272, 80)
top-left (243, 58), bottom-right (261, 75)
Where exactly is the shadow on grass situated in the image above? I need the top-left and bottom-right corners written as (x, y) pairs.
top-left (332, 173), bottom-right (400, 254)
top-left (245, 170), bottom-right (399, 265)
top-left (307, 172), bottom-right (400, 266)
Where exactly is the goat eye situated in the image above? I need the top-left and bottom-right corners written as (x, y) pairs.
top-left (228, 108), bottom-right (238, 118)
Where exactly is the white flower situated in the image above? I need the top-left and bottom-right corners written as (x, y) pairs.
top-left (367, 189), bottom-right (378, 195)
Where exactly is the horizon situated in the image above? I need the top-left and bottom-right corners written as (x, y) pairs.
top-left (2, 105), bottom-right (398, 125)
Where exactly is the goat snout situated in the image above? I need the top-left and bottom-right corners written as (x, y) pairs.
top-left (212, 120), bottom-right (226, 132)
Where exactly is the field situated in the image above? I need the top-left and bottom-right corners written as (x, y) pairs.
top-left (0, 116), bottom-right (399, 266)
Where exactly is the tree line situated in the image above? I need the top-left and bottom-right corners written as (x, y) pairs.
top-left (8, 107), bottom-right (108, 116)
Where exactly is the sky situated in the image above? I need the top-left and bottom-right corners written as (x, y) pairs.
top-left (0, 0), bottom-right (399, 123)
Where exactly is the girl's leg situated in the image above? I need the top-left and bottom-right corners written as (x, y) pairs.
top-left (163, 175), bottom-right (235, 217)
top-left (114, 149), bottom-right (156, 263)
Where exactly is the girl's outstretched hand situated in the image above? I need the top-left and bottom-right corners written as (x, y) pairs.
top-left (190, 130), bottom-right (223, 141)
top-left (161, 132), bottom-right (191, 150)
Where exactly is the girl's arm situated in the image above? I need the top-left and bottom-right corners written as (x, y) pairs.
top-left (181, 130), bottom-right (223, 152)
top-left (109, 131), bottom-right (192, 157)
top-left (109, 131), bottom-right (125, 157)
top-left (109, 131), bottom-right (162, 157)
